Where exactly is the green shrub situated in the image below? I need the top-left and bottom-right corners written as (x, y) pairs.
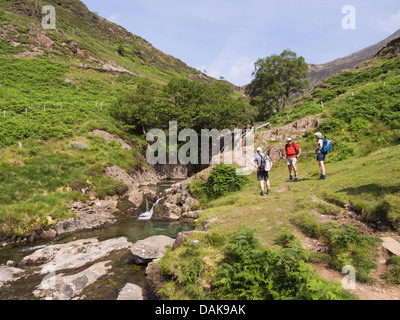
top-left (212, 228), bottom-right (356, 300)
top-left (315, 203), bottom-right (342, 216)
top-left (23, 157), bottom-right (36, 165)
top-left (188, 179), bottom-right (208, 204)
top-left (109, 140), bottom-right (123, 149)
top-left (93, 177), bottom-right (129, 200)
top-left (190, 165), bottom-right (249, 202)
top-left (349, 118), bottom-right (371, 138)
top-left (325, 222), bottom-right (381, 283)
top-left (318, 119), bottom-right (346, 134)
top-left (205, 164), bottom-right (249, 200)
top-left (382, 256), bottom-right (400, 285)
top-left (291, 212), bottom-right (327, 239)
top-left (327, 139), bottom-right (355, 162)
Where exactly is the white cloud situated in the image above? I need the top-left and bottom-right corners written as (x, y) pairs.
top-left (228, 57), bottom-right (255, 84)
top-left (380, 11), bottom-right (400, 34)
top-left (196, 56), bottom-right (254, 86)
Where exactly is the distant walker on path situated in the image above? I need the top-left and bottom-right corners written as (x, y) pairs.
top-left (254, 147), bottom-right (273, 196)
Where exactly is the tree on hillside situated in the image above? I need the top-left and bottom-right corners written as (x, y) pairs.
top-left (111, 78), bottom-right (254, 135)
top-left (246, 50), bottom-right (309, 120)
top-left (111, 78), bottom-right (158, 134)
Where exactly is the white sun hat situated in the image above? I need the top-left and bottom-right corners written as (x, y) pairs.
top-left (256, 147), bottom-right (263, 152)
top-left (315, 132), bottom-right (323, 139)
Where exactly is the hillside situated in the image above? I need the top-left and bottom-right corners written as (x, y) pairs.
top-left (150, 35), bottom-right (400, 301)
top-left (0, 0), bottom-right (253, 239)
top-left (308, 29), bottom-right (400, 89)
top-left (0, 0), bottom-right (207, 81)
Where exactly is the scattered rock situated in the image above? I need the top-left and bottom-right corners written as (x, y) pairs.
top-left (145, 258), bottom-right (161, 275)
top-left (173, 232), bottom-right (193, 249)
top-left (258, 116), bottom-right (321, 142)
top-left (70, 142), bottom-right (89, 150)
top-left (0, 265), bottom-right (24, 287)
top-left (8, 160), bottom-right (25, 166)
top-left (155, 164), bottom-right (190, 180)
top-left (117, 283), bottom-right (144, 300)
top-left (268, 143), bottom-right (286, 163)
top-left (153, 180), bottom-right (200, 221)
top-left (54, 199), bottom-right (118, 235)
top-left (28, 226), bottom-right (57, 242)
top-left (106, 166), bottom-right (138, 189)
top-left (131, 235), bottom-right (175, 265)
top-left (6, 261), bottom-right (16, 267)
top-left (88, 130), bottom-right (132, 150)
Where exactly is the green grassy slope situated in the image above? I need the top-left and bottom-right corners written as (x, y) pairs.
top-left (154, 144), bottom-right (400, 300)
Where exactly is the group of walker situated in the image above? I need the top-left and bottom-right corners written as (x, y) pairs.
top-left (254, 132), bottom-right (331, 197)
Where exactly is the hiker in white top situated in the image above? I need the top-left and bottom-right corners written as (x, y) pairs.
top-left (315, 132), bottom-right (327, 180)
top-left (254, 147), bottom-right (273, 197)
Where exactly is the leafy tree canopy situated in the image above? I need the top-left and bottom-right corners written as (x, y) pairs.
top-left (246, 50), bottom-right (309, 120)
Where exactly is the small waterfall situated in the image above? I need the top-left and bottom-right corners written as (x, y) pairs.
top-left (138, 197), bottom-right (165, 221)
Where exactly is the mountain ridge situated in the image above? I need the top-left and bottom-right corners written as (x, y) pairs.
top-left (308, 29), bottom-right (400, 89)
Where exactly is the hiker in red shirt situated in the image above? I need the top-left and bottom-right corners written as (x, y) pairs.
top-left (285, 138), bottom-right (302, 181)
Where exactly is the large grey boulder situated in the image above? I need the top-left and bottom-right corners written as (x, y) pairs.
top-left (127, 189), bottom-right (144, 209)
top-left (131, 235), bottom-right (175, 265)
top-left (33, 261), bottom-right (112, 300)
top-left (19, 237), bottom-right (133, 275)
top-left (117, 283), bottom-right (144, 300)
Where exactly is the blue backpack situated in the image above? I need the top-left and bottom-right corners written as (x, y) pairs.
top-left (321, 138), bottom-right (333, 154)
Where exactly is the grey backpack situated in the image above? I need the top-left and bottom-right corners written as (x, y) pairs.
top-left (261, 154), bottom-right (272, 172)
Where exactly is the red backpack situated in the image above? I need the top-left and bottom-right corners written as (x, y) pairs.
top-left (286, 142), bottom-right (300, 157)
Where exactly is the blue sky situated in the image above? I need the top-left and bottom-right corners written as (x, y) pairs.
top-left (81, 0), bottom-right (400, 86)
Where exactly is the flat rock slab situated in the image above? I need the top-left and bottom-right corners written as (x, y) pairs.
top-left (131, 235), bottom-right (175, 265)
top-left (0, 265), bottom-right (24, 287)
top-left (19, 237), bottom-right (133, 275)
top-left (34, 261), bottom-right (112, 300)
top-left (117, 283), bottom-right (144, 300)
top-left (381, 237), bottom-right (400, 257)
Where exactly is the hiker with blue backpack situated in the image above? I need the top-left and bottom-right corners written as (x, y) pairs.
top-left (254, 147), bottom-right (273, 196)
top-left (315, 132), bottom-right (332, 180)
